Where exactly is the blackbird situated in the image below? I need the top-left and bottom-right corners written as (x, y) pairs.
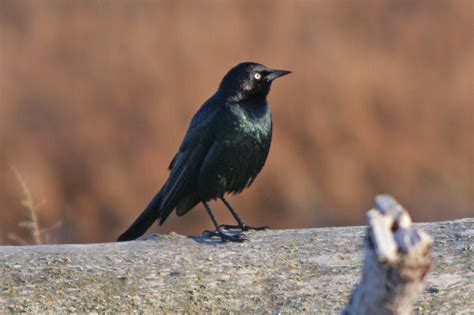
top-left (117, 62), bottom-right (291, 242)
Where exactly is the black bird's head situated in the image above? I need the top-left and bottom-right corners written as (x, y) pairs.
top-left (218, 62), bottom-right (291, 101)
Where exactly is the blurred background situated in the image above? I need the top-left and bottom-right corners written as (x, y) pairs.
top-left (0, 0), bottom-right (472, 245)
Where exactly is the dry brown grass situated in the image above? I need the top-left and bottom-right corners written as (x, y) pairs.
top-left (0, 0), bottom-right (472, 244)
top-left (7, 167), bottom-right (61, 245)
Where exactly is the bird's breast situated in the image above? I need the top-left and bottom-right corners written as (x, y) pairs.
top-left (197, 104), bottom-right (272, 198)
top-left (224, 104), bottom-right (272, 144)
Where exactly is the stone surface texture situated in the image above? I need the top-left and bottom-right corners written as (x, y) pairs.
top-left (1, 219), bottom-right (472, 313)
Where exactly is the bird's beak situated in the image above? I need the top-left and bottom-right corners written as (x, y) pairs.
top-left (266, 69), bottom-right (292, 81)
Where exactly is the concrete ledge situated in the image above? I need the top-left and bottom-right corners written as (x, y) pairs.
top-left (1, 218), bottom-right (472, 313)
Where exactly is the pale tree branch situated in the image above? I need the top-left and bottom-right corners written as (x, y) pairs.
top-left (343, 195), bottom-right (433, 315)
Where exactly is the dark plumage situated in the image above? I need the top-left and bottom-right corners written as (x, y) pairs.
top-left (118, 62), bottom-right (291, 242)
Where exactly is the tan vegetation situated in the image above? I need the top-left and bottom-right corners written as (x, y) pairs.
top-left (0, 0), bottom-right (472, 244)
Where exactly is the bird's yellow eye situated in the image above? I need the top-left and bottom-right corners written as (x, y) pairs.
top-left (254, 73), bottom-right (262, 80)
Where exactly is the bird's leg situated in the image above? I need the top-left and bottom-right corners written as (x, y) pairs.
top-left (201, 201), bottom-right (247, 242)
top-left (219, 196), bottom-right (269, 231)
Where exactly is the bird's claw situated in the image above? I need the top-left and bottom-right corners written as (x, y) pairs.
top-left (218, 224), bottom-right (270, 231)
top-left (203, 229), bottom-right (248, 243)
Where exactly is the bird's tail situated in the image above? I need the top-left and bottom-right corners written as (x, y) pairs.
top-left (117, 192), bottom-right (163, 242)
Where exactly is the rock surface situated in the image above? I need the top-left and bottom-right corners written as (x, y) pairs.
top-left (1, 219), bottom-right (472, 313)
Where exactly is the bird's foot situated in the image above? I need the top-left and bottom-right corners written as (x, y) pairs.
top-left (203, 229), bottom-right (248, 243)
top-left (218, 224), bottom-right (270, 232)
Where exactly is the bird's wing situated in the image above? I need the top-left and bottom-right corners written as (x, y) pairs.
top-left (159, 102), bottom-right (219, 224)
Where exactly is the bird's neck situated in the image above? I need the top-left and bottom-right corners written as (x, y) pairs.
top-left (235, 98), bottom-right (269, 117)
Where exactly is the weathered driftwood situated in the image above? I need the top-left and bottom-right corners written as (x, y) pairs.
top-left (344, 195), bottom-right (433, 315)
top-left (0, 198), bottom-right (472, 313)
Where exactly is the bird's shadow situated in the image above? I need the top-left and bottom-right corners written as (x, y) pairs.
top-left (188, 235), bottom-right (225, 245)
top-left (143, 230), bottom-right (247, 245)
top-left (189, 230), bottom-right (246, 245)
